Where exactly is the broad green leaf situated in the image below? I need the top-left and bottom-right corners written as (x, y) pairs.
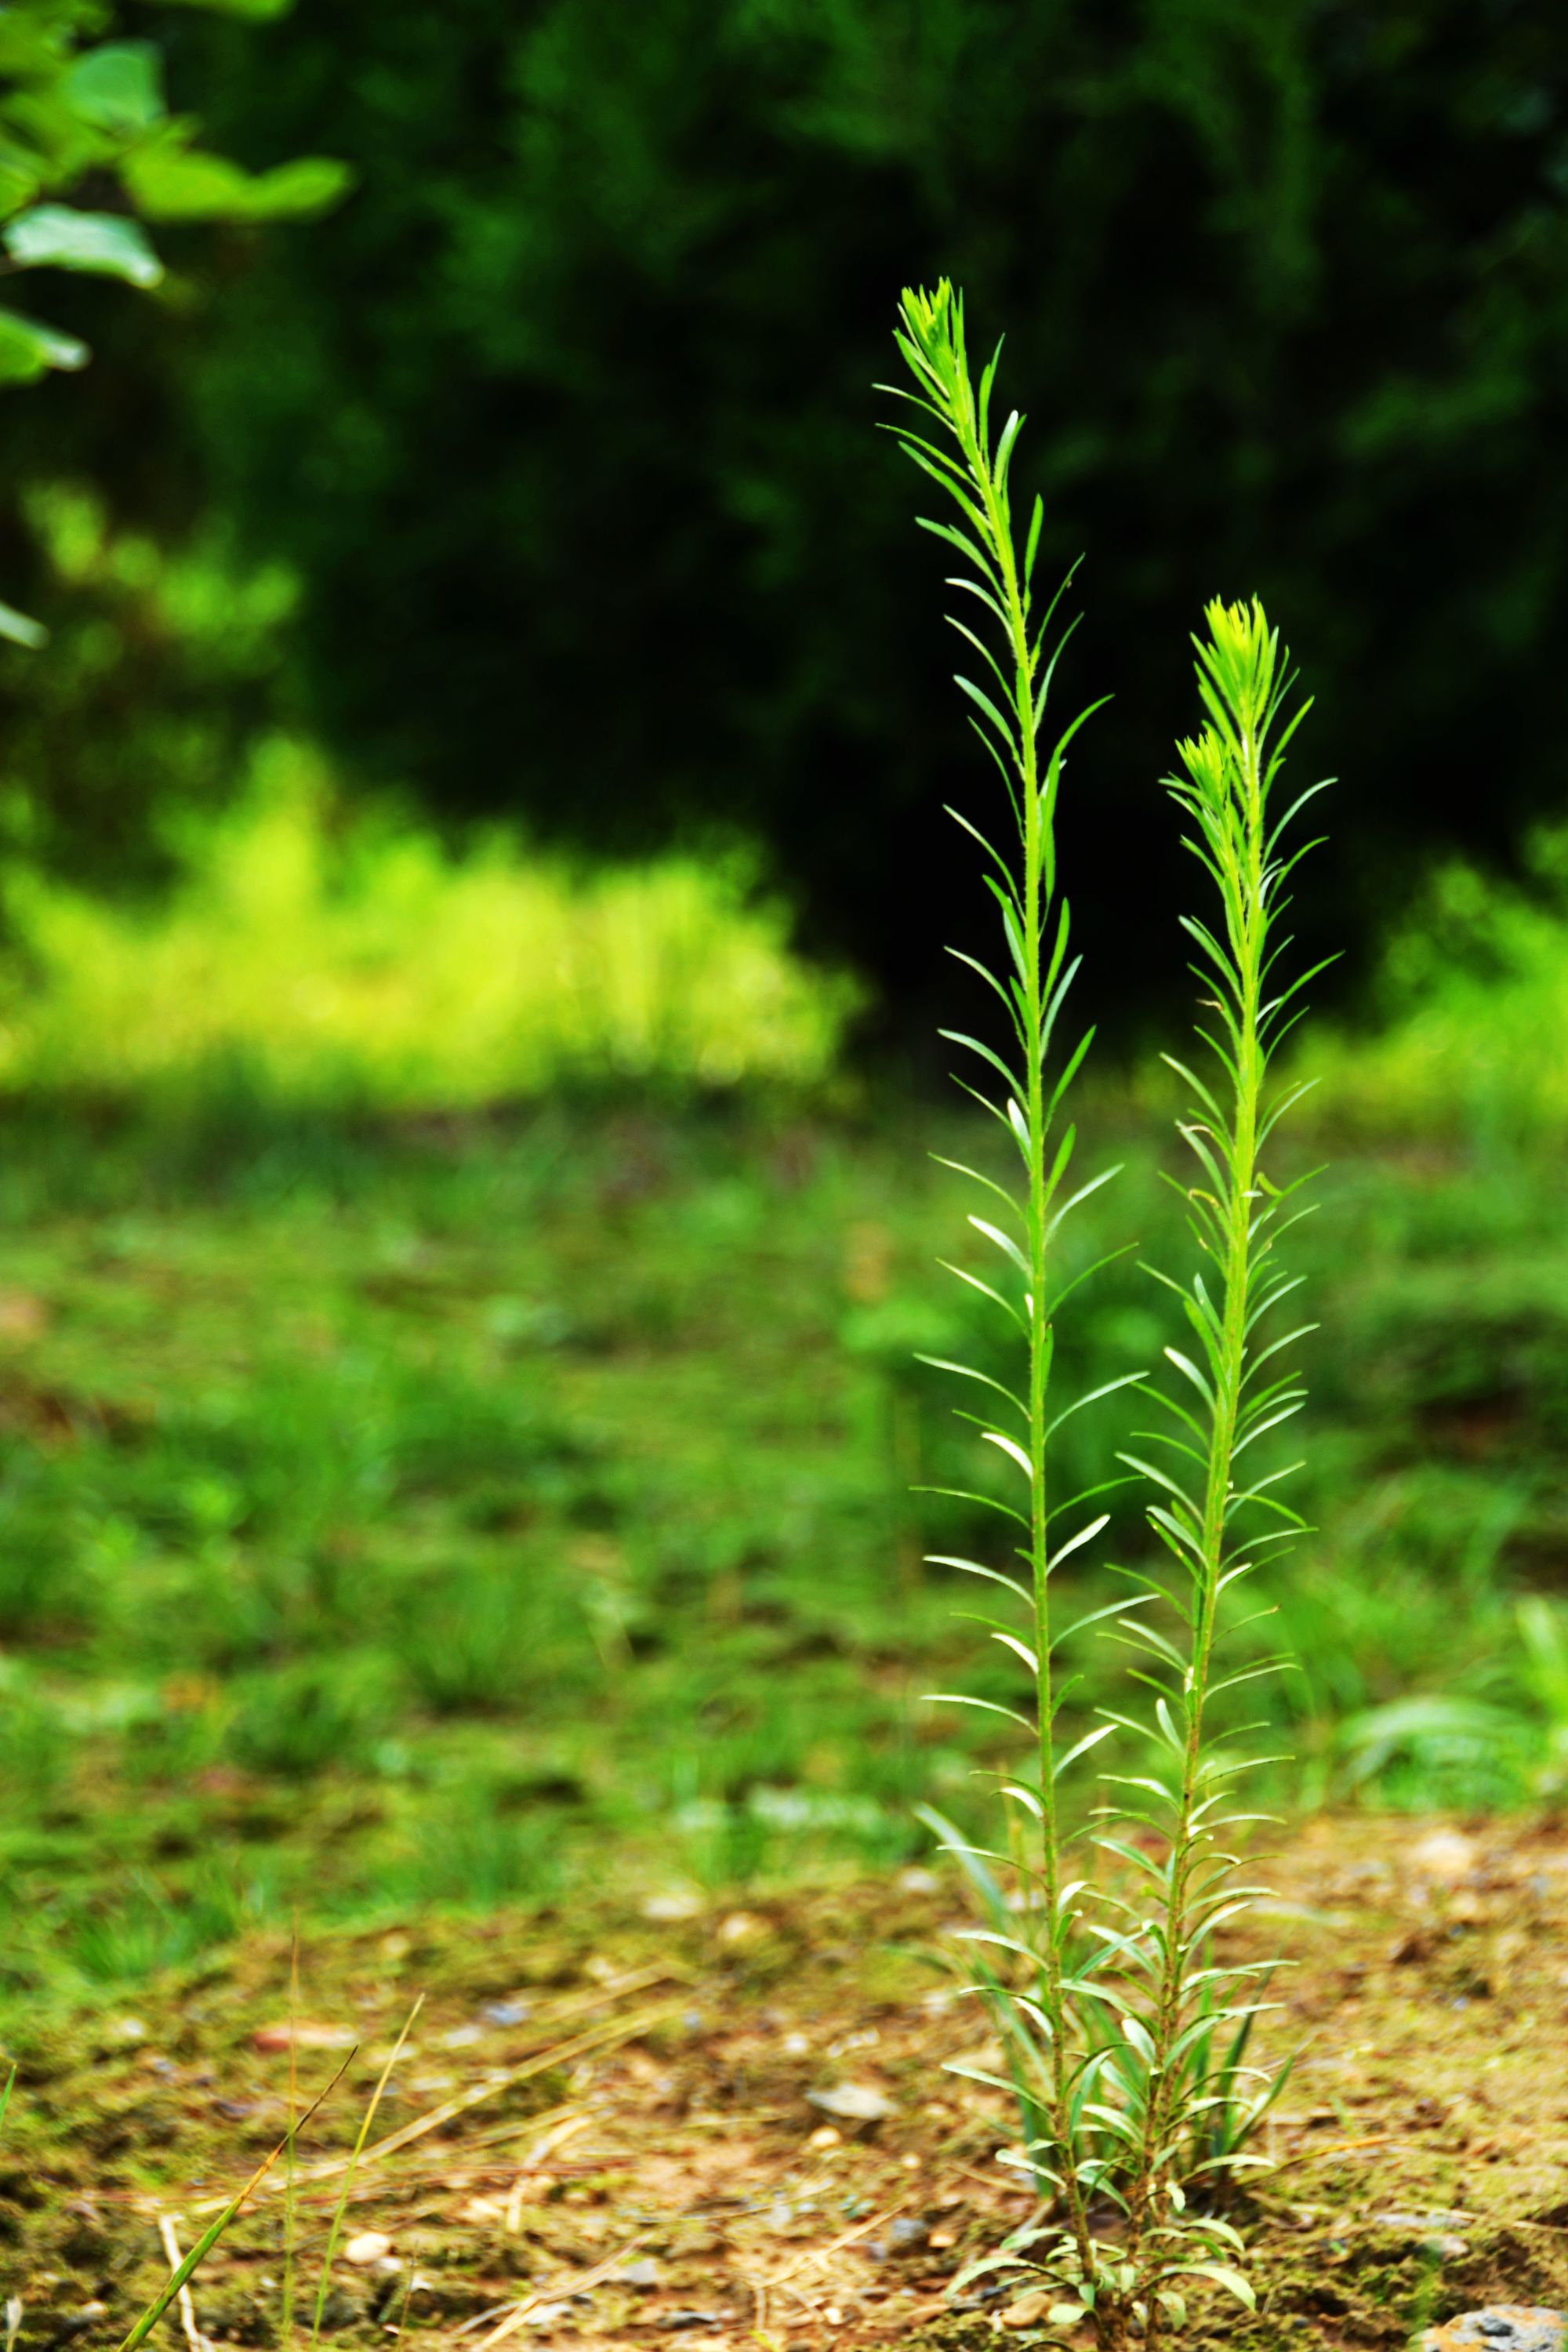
top-left (66, 43), bottom-right (165, 133)
top-left (123, 147), bottom-right (353, 223)
top-left (5, 207), bottom-right (162, 288)
top-left (0, 306), bottom-right (89, 383)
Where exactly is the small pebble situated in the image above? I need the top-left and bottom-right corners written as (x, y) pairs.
top-left (1409, 1830), bottom-right (1478, 1885)
top-left (866, 2214), bottom-right (931, 2258)
top-left (344, 2231), bottom-right (394, 2266)
top-left (49, 2307), bottom-right (109, 2341)
top-left (807, 2082), bottom-right (895, 2124)
top-left (481, 2000), bottom-right (531, 2028)
top-left (1372, 2210), bottom-right (1471, 2259)
top-left (1423, 2311), bottom-right (1567, 2352)
top-left (642, 1891), bottom-right (704, 1922)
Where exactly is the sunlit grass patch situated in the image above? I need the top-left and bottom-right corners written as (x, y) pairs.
top-left (0, 738), bottom-right (858, 1108)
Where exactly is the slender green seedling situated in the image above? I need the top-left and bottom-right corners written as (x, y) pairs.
top-left (1095, 598), bottom-right (1329, 2344)
top-left (884, 278), bottom-right (1140, 2321)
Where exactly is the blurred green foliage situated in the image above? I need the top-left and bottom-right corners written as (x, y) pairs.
top-left (2, 1097), bottom-right (1568, 2005)
top-left (7, 0), bottom-right (1552, 1022)
top-left (0, 483), bottom-right (295, 883)
top-left (0, 0), bottom-right (344, 652)
top-left (0, 733), bottom-right (857, 1102)
top-left (1310, 826), bottom-right (1568, 1144)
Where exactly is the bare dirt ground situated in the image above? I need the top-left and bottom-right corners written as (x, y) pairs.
top-left (9, 1813), bottom-right (1568, 2351)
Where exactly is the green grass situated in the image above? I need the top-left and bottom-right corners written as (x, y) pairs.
top-left (0, 1093), bottom-right (1565, 2034)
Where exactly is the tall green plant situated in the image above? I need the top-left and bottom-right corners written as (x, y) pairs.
top-left (887, 286), bottom-right (1326, 2349)
top-left (1098, 598), bottom-right (1327, 2344)
top-left (883, 273), bottom-right (1136, 2334)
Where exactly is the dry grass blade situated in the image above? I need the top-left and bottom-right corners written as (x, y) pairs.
top-left (524, 1962), bottom-right (685, 2016)
top-left (448, 2232), bottom-right (655, 2350)
top-left (275, 2101), bottom-right (598, 2220)
top-left (503, 2110), bottom-right (597, 2230)
top-left (190, 1998), bottom-right (679, 2215)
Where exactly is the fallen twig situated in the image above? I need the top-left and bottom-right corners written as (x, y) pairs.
top-left (155, 2219), bottom-right (208, 2352)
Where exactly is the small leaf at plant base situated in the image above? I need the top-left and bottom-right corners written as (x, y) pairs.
top-left (4, 207), bottom-right (162, 288)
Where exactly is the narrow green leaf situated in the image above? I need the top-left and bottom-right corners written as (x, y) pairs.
top-left (982, 1428), bottom-right (1034, 1483)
